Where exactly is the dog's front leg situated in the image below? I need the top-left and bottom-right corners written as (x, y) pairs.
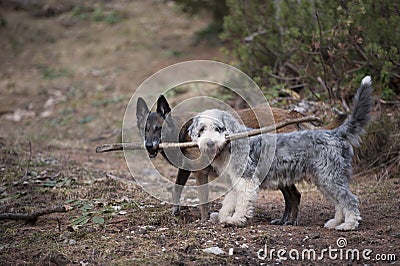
top-left (225, 179), bottom-right (259, 226)
top-left (171, 169), bottom-right (191, 216)
top-left (193, 167), bottom-right (210, 222)
top-left (214, 189), bottom-right (237, 223)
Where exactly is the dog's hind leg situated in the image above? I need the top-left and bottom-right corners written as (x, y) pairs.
top-left (324, 204), bottom-right (344, 229)
top-left (193, 168), bottom-right (210, 222)
top-left (334, 190), bottom-right (361, 231)
top-left (271, 185), bottom-right (292, 225)
top-left (171, 169), bottom-right (191, 216)
top-left (317, 184), bottom-right (344, 229)
top-left (286, 184), bottom-right (301, 226)
top-left (271, 184), bottom-right (301, 226)
top-left (319, 180), bottom-right (361, 231)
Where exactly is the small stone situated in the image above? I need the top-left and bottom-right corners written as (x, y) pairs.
top-left (229, 248), bottom-right (234, 256)
top-left (203, 246), bottom-right (224, 255)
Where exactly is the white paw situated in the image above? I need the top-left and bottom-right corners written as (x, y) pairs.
top-left (335, 222), bottom-right (358, 231)
top-left (209, 212), bottom-right (219, 223)
top-left (224, 216), bottom-right (246, 226)
top-left (324, 219), bottom-right (341, 229)
top-left (218, 209), bottom-right (232, 223)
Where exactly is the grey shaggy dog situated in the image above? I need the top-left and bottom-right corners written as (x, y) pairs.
top-left (189, 76), bottom-right (373, 231)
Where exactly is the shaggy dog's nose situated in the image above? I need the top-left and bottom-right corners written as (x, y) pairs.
top-left (207, 140), bottom-right (215, 148)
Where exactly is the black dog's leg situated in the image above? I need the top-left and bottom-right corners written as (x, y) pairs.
top-left (171, 169), bottom-right (191, 216)
top-left (193, 167), bottom-right (211, 222)
top-left (285, 184), bottom-right (301, 226)
top-left (271, 185), bottom-right (292, 225)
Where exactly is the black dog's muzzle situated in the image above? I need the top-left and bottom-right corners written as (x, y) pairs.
top-left (145, 142), bottom-right (159, 158)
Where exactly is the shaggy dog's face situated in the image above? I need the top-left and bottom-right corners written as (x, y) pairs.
top-left (189, 110), bottom-right (229, 156)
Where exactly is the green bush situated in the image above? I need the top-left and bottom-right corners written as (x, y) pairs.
top-left (221, 0), bottom-right (400, 100)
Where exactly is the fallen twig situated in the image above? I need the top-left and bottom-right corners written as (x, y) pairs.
top-left (23, 140), bottom-right (32, 178)
top-left (95, 116), bottom-right (322, 153)
top-left (379, 99), bottom-right (400, 105)
top-left (0, 205), bottom-right (67, 222)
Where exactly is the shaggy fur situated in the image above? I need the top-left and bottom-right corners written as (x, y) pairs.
top-left (189, 76), bottom-right (373, 230)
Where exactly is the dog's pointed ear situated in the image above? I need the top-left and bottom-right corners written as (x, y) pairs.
top-left (157, 95), bottom-right (171, 119)
top-left (136, 97), bottom-right (149, 124)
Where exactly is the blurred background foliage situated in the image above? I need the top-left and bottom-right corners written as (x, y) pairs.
top-left (176, 0), bottom-right (400, 103)
top-left (175, 0), bottom-right (399, 176)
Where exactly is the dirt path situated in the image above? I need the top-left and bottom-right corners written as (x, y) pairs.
top-left (0, 1), bottom-right (399, 265)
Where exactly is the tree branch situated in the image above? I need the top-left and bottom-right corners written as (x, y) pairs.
top-left (314, 3), bottom-right (332, 98)
top-left (0, 205), bottom-right (67, 222)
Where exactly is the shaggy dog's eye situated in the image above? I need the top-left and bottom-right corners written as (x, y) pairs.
top-left (215, 126), bottom-right (225, 133)
top-left (197, 126), bottom-right (205, 137)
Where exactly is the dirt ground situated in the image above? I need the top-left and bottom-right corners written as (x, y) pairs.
top-left (0, 1), bottom-right (399, 265)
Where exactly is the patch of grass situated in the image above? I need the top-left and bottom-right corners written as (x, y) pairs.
top-left (0, 16), bottom-right (6, 27)
top-left (78, 115), bottom-right (96, 124)
top-left (162, 50), bottom-right (185, 58)
top-left (67, 199), bottom-right (107, 230)
top-left (381, 87), bottom-right (396, 101)
top-left (91, 95), bottom-right (125, 107)
top-left (71, 6), bottom-right (124, 25)
top-left (42, 67), bottom-right (69, 80)
top-left (93, 7), bottom-right (123, 25)
top-left (71, 6), bottom-right (90, 21)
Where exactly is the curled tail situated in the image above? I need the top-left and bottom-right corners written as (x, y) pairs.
top-left (335, 76), bottom-right (373, 146)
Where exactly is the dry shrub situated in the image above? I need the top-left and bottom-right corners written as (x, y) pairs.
top-left (355, 114), bottom-right (400, 178)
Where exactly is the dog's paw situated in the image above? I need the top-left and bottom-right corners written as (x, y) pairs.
top-left (284, 220), bottom-right (298, 226)
top-left (270, 218), bottom-right (284, 225)
top-left (218, 210), bottom-right (232, 223)
top-left (209, 212), bottom-right (219, 224)
top-left (171, 206), bottom-right (180, 216)
top-left (224, 216), bottom-right (246, 226)
top-left (324, 218), bottom-right (341, 229)
top-left (335, 222), bottom-right (358, 231)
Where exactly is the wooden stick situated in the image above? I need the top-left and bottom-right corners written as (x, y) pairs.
top-left (0, 205), bottom-right (67, 222)
top-left (95, 116), bottom-right (322, 153)
top-left (226, 116), bottom-right (322, 141)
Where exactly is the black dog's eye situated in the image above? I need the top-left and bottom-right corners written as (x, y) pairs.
top-left (215, 126), bottom-right (225, 133)
top-left (155, 126), bottom-right (162, 131)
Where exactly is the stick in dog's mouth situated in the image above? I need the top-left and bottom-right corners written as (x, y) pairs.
top-left (95, 116), bottom-right (322, 153)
